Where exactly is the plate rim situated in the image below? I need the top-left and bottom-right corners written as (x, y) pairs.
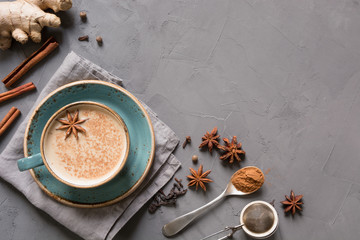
top-left (23, 80), bottom-right (155, 208)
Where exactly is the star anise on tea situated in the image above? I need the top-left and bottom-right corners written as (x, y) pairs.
top-left (56, 110), bottom-right (88, 140)
top-left (281, 190), bottom-right (303, 215)
top-left (219, 136), bottom-right (245, 164)
top-left (199, 127), bottom-right (220, 154)
top-left (187, 164), bottom-right (213, 191)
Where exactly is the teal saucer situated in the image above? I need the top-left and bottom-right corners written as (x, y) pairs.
top-left (24, 80), bottom-right (155, 208)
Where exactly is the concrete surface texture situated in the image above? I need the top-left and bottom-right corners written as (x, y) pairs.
top-left (1, 0), bottom-right (360, 239)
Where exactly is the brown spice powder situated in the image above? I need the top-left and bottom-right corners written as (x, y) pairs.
top-left (231, 166), bottom-right (264, 193)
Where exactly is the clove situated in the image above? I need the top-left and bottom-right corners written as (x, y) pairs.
top-left (78, 35), bottom-right (89, 41)
top-left (182, 136), bottom-right (191, 149)
top-left (148, 178), bottom-right (187, 213)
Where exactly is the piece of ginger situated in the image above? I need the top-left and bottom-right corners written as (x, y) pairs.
top-left (0, 0), bottom-right (72, 50)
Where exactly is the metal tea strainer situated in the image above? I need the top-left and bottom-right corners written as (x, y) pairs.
top-left (201, 201), bottom-right (279, 240)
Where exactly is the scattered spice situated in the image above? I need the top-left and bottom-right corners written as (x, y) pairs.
top-left (0, 107), bottom-right (21, 137)
top-left (96, 36), bottom-right (103, 45)
top-left (219, 136), bottom-right (245, 164)
top-left (2, 36), bottom-right (58, 87)
top-left (192, 155), bottom-right (198, 163)
top-left (0, 82), bottom-right (36, 103)
top-left (79, 11), bottom-right (87, 20)
top-left (199, 127), bottom-right (220, 154)
top-left (56, 110), bottom-right (88, 140)
top-left (187, 164), bottom-right (213, 191)
top-left (182, 136), bottom-right (191, 149)
top-left (148, 178), bottom-right (187, 213)
top-left (281, 190), bottom-right (303, 215)
top-left (175, 177), bottom-right (183, 188)
top-left (231, 166), bottom-right (264, 193)
top-left (78, 35), bottom-right (89, 41)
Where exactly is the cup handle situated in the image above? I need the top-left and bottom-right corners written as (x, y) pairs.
top-left (17, 153), bottom-right (44, 171)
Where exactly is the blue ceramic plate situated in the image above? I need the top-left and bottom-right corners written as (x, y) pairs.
top-left (24, 80), bottom-right (155, 208)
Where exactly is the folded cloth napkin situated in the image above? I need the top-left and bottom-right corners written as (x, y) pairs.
top-left (0, 51), bottom-right (181, 240)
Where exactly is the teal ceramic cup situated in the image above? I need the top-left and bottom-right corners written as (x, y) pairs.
top-left (18, 101), bottom-right (130, 189)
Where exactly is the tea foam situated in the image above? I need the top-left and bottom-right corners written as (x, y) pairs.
top-left (43, 104), bottom-right (128, 187)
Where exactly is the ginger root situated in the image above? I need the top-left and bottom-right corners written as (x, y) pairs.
top-left (0, 0), bottom-right (72, 50)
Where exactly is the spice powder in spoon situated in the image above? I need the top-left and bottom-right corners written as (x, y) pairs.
top-left (231, 167), bottom-right (265, 193)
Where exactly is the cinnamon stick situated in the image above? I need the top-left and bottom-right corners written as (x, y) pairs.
top-left (2, 36), bottom-right (59, 87)
top-left (0, 82), bottom-right (36, 103)
top-left (0, 107), bottom-right (21, 136)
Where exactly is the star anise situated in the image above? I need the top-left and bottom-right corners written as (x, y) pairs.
top-left (281, 190), bottom-right (303, 215)
top-left (218, 136), bottom-right (245, 164)
top-left (56, 110), bottom-right (88, 140)
top-left (187, 165), bottom-right (213, 191)
top-left (199, 127), bottom-right (220, 154)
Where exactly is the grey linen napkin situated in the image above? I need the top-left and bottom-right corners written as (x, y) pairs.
top-left (0, 51), bottom-right (181, 240)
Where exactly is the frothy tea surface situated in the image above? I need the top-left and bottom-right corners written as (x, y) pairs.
top-left (43, 103), bottom-right (128, 187)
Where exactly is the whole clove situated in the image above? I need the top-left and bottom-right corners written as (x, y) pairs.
top-left (174, 182), bottom-right (181, 191)
top-left (175, 177), bottom-right (183, 188)
top-left (148, 178), bottom-right (187, 213)
top-left (78, 35), bottom-right (89, 41)
top-left (182, 136), bottom-right (191, 149)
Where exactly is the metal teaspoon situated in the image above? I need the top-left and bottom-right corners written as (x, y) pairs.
top-left (162, 166), bottom-right (264, 237)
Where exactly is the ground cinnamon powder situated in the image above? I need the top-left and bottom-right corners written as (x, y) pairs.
top-left (231, 166), bottom-right (265, 193)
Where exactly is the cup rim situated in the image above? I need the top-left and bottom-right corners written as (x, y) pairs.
top-left (40, 101), bottom-right (130, 189)
top-left (240, 200), bottom-right (279, 239)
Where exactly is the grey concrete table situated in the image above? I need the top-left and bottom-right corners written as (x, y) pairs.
top-left (1, 0), bottom-right (360, 239)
